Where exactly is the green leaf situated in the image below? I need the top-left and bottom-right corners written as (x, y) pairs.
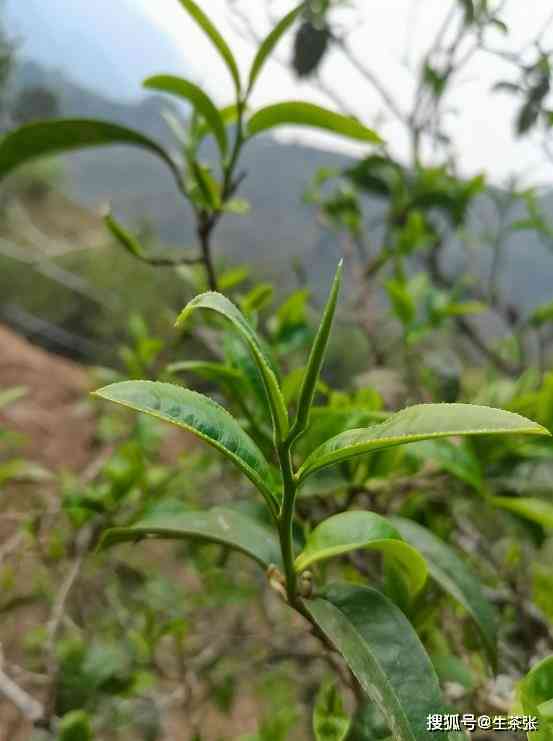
top-left (519, 655), bottom-right (553, 741)
top-left (0, 120), bottom-right (180, 185)
top-left (304, 583), bottom-right (449, 741)
top-left (292, 261), bottom-right (342, 441)
top-left (167, 360), bottom-right (244, 387)
top-left (104, 210), bottom-right (145, 259)
top-left (92, 381), bottom-right (279, 514)
top-left (58, 710), bottom-right (93, 741)
top-left (176, 292), bottom-right (289, 443)
top-left (389, 517), bottom-right (498, 671)
top-left (490, 496), bottom-right (553, 530)
top-left (313, 681), bottom-right (351, 741)
top-left (144, 75), bottom-right (228, 158)
top-left (248, 4), bottom-right (304, 94)
top-left (298, 403), bottom-right (549, 483)
top-left (99, 501), bottom-right (282, 569)
top-left (0, 386), bottom-right (27, 410)
top-left (177, 0), bottom-right (241, 94)
top-left (247, 102), bottom-right (383, 143)
top-left (295, 511), bottom-right (427, 598)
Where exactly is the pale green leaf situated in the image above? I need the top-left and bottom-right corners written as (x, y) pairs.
top-left (177, 0), bottom-right (241, 94)
top-left (313, 682), bottom-right (351, 741)
top-left (295, 511), bottom-right (427, 598)
top-left (247, 102), bottom-right (383, 143)
top-left (144, 75), bottom-right (228, 158)
top-left (298, 403), bottom-right (549, 483)
top-left (248, 4), bottom-right (304, 94)
top-left (291, 261), bottom-right (342, 442)
top-left (176, 292), bottom-right (289, 443)
top-left (491, 496), bottom-right (553, 530)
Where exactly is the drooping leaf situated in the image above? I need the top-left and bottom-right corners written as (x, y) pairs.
top-left (304, 583), bottom-right (449, 741)
top-left (144, 75), bottom-right (228, 158)
top-left (92, 381), bottom-right (279, 514)
top-left (295, 511), bottom-right (427, 598)
top-left (99, 500), bottom-right (282, 568)
top-left (291, 261), bottom-right (342, 441)
top-left (0, 120), bottom-right (180, 185)
top-left (490, 496), bottom-right (553, 530)
top-left (518, 655), bottom-right (553, 741)
top-left (176, 293), bottom-right (289, 443)
top-left (177, 0), bottom-right (241, 94)
top-left (247, 102), bottom-right (382, 143)
top-left (390, 516), bottom-right (498, 671)
top-left (313, 681), bottom-right (351, 741)
top-left (248, 4), bottom-right (304, 93)
top-left (298, 403), bottom-right (549, 483)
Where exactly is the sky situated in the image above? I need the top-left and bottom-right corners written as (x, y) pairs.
top-left (139, 0), bottom-right (553, 186)
top-left (6, 0), bottom-right (553, 185)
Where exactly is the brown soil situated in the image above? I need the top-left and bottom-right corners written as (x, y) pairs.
top-left (0, 322), bottom-right (95, 471)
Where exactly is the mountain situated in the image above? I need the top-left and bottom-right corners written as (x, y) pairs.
top-left (4, 0), bottom-right (190, 100)
top-left (6, 60), bottom-right (553, 312)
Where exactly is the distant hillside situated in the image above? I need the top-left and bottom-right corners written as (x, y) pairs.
top-left (7, 61), bottom-right (553, 311)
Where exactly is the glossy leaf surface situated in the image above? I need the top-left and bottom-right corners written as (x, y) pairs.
top-left (305, 583), bottom-right (449, 741)
top-left (295, 511), bottom-right (427, 597)
top-left (92, 381), bottom-right (278, 513)
top-left (247, 102), bottom-right (383, 143)
top-left (390, 516), bottom-right (498, 670)
top-left (176, 292), bottom-right (289, 442)
top-left (100, 501), bottom-right (282, 568)
top-left (298, 403), bottom-right (549, 483)
top-left (0, 120), bottom-right (179, 185)
top-left (144, 75), bottom-right (228, 158)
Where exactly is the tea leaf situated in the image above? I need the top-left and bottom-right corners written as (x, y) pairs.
top-left (295, 511), bottom-right (427, 598)
top-left (248, 4), bottom-right (304, 94)
top-left (92, 381), bottom-right (279, 514)
top-left (247, 102), bottom-right (383, 143)
top-left (298, 403), bottom-right (549, 483)
top-left (144, 75), bottom-right (228, 158)
top-left (305, 584), bottom-right (449, 741)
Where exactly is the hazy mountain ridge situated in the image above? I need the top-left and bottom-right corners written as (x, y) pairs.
top-left (8, 60), bottom-right (553, 310)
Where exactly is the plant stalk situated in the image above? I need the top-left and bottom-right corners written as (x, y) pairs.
top-left (277, 440), bottom-right (298, 604)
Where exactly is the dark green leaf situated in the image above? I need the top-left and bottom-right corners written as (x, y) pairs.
top-left (298, 403), bottom-right (549, 483)
top-left (305, 583), bottom-right (449, 741)
top-left (249, 4), bottom-right (304, 93)
top-left (0, 120), bottom-right (180, 185)
top-left (176, 292), bottom-right (289, 443)
top-left (99, 501), bottom-right (282, 568)
top-left (92, 381), bottom-right (279, 514)
top-left (177, 0), bottom-right (241, 94)
top-left (247, 102), bottom-right (383, 143)
top-left (390, 517), bottom-right (498, 670)
top-left (295, 511), bottom-right (427, 598)
top-left (144, 75), bottom-right (228, 158)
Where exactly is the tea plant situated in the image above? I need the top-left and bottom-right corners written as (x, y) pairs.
top-left (93, 262), bottom-right (550, 740)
